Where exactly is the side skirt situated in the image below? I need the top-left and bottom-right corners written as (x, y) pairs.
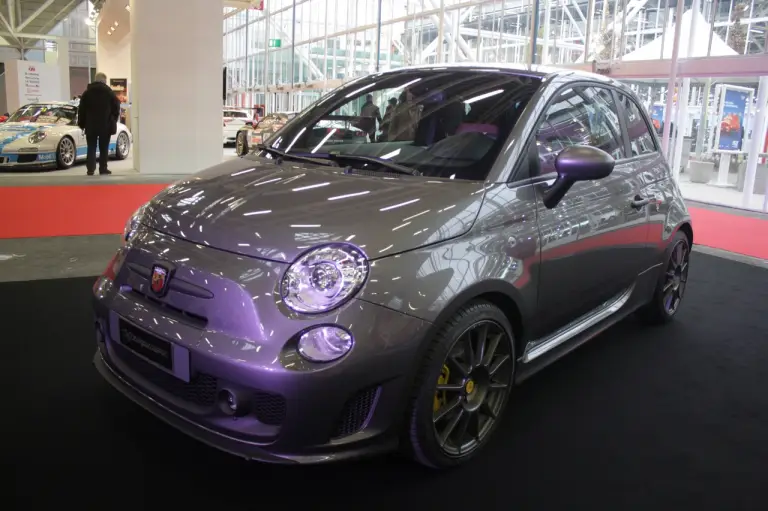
top-left (514, 263), bottom-right (661, 384)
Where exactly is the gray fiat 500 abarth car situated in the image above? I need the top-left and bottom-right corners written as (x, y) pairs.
top-left (93, 64), bottom-right (693, 469)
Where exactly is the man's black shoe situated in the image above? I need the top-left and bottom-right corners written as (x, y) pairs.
top-left (87, 171), bottom-right (95, 175)
top-left (99, 170), bottom-right (112, 175)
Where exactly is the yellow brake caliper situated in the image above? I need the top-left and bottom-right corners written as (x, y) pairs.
top-left (433, 364), bottom-right (451, 412)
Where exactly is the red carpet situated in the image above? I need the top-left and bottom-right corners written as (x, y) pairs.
top-left (0, 184), bottom-right (166, 239)
top-left (0, 184), bottom-right (766, 260)
top-left (688, 207), bottom-right (768, 260)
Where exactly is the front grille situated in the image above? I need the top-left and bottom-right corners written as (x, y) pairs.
top-left (129, 290), bottom-right (208, 328)
top-left (17, 154), bottom-right (37, 163)
top-left (332, 386), bottom-right (379, 439)
top-left (252, 391), bottom-right (287, 426)
top-left (113, 341), bottom-right (218, 407)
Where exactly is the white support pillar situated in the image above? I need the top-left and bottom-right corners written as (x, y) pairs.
top-left (57, 38), bottom-right (70, 100)
top-left (130, 0), bottom-right (223, 175)
top-left (671, 0), bottom-right (699, 180)
top-left (744, 75), bottom-right (768, 208)
top-left (671, 77), bottom-right (689, 181)
top-left (661, 0), bottom-right (686, 156)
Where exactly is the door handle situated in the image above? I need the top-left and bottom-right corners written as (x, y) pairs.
top-left (630, 196), bottom-right (651, 209)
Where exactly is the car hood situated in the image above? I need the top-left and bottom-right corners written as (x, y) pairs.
top-left (142, 156), bottom-right (485, 262)
top-left (0, 122), bottom-right (61, 151)
top-left (0, 122), bottom-right (54, 144)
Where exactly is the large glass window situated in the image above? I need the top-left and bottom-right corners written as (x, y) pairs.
top-left (536, 86), bottom-right (625, 174)
top-left (259, 69), bottom-right (541, 181)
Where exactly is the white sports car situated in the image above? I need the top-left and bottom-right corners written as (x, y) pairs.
top-left (0, 101), bottom-right (131, 170)
top-left (223, 108), bottom-right (251, 145)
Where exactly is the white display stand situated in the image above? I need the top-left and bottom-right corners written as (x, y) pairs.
top-left (3, 60), bottom-right (62, 113)
top-left (714, 153), bottom-right (735, 187)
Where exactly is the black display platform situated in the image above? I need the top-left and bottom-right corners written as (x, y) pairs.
top-left (6, 252), bottom-right (768, 510)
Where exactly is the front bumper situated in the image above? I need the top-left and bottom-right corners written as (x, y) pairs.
top-left (92, 227), bottom-right (431, 463)
top-left (0, 151), bottom-right (57, 168)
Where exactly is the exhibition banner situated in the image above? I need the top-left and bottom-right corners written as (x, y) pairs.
top-left (13, 61), bottom-right (61, 108)
top-left (717, 87), bottom-right (749, 151)
top-left (650, 105), bottom-right (664, 133)
top-left (2, 60), bottom-right (62, 113)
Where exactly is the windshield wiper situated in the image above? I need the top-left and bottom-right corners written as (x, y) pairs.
top-left (327, 153), bottom-right (422, 176)
top-left (256, 144), bottom-right (338, 167)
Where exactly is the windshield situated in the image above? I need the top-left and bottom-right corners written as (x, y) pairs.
top-left (9, 104), bottom-right (77, 124)
top-left (259, 69), bottom-right (540, 181)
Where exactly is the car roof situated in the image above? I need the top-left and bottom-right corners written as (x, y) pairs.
top-left (375, 63), bottom-right (624, 88)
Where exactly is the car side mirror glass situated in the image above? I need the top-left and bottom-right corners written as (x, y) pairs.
top-left (541, 145), bottom-right (615, 209)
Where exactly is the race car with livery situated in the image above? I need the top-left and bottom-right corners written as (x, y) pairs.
top-left (235, 111), bottom-right (298, 156)
top-left (235, 112), bottom-right (368, 156)
top-left (0, 102), bottom-right (131, 170)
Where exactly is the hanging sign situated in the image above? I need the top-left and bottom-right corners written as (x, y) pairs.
top-left (715, 85), bottom-right (753, 153)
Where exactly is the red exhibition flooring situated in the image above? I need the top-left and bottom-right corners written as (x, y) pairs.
top-left (1, 183), bottom-right (767, 260)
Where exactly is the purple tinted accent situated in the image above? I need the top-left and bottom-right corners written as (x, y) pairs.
top-left (455, 123), bottom-right (499, 137)
top-left (422, 92), bottom-right (445, 103)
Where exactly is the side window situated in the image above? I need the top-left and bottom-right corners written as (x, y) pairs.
top-left (535, 86), bottom-right (624, 174)
top-left (619, 94), bottom-right (657, 156)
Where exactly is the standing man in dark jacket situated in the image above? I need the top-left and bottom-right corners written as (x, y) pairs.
top-left (78, 72), bottom-right (120, 175)
top-left (359, 94), bottom-right (382, 142)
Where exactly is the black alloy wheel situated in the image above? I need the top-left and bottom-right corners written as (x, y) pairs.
top-left (638, 230), bottom-right (690, 324)
top-left (404, 302), bottom-right (515, 468)
top-left (433, 320), bottom-right (513, 456)
top-left (662, 239), bottom-right (689, 315)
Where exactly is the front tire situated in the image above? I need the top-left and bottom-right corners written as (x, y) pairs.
top-left (115, 131), bottom-right (130, 160)
top-left (402, 301), bottom-right (515, 469)
top-left (637, 230), bottom-right (690, 324)
top-left (56, 136), bottom-right (76, 169)
top-left (236, 131), bottom-right (248, 156)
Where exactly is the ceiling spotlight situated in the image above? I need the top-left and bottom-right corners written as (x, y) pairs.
top-left (125, 5), bottom-right (130, 11)
top-left (114, 21), bottom-right (118, 26)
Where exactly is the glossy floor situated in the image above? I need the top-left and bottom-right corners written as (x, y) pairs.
top-left (6, 252), bottom-right (768, 510)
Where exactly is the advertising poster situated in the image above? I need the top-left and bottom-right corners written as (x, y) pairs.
top-left (110, 78), bottom-right (129, 123)
top-left (650, 104), bottom-right (664, 134)
top-left (21, 64), bottom-right (41, 103)
top-left (717, 87), bottom-right (750, 152)
top-left (5, 60), bottom-right (63, 112)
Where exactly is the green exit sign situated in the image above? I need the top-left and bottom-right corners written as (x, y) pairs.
top-left (268, 39), bottom-right (281, 48)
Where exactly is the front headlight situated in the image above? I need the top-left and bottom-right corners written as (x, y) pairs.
top-left (123, 205), bottom-right (147, 243)
top-left (281, 244), bottom-right (368, 314)
top-left (28, 131), bottom-right (47, 144)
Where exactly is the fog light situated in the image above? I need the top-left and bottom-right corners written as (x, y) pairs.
top-left (218, 389), bottom-right (249, 417)
top-left (297, 326), bottom-right (353, 363)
